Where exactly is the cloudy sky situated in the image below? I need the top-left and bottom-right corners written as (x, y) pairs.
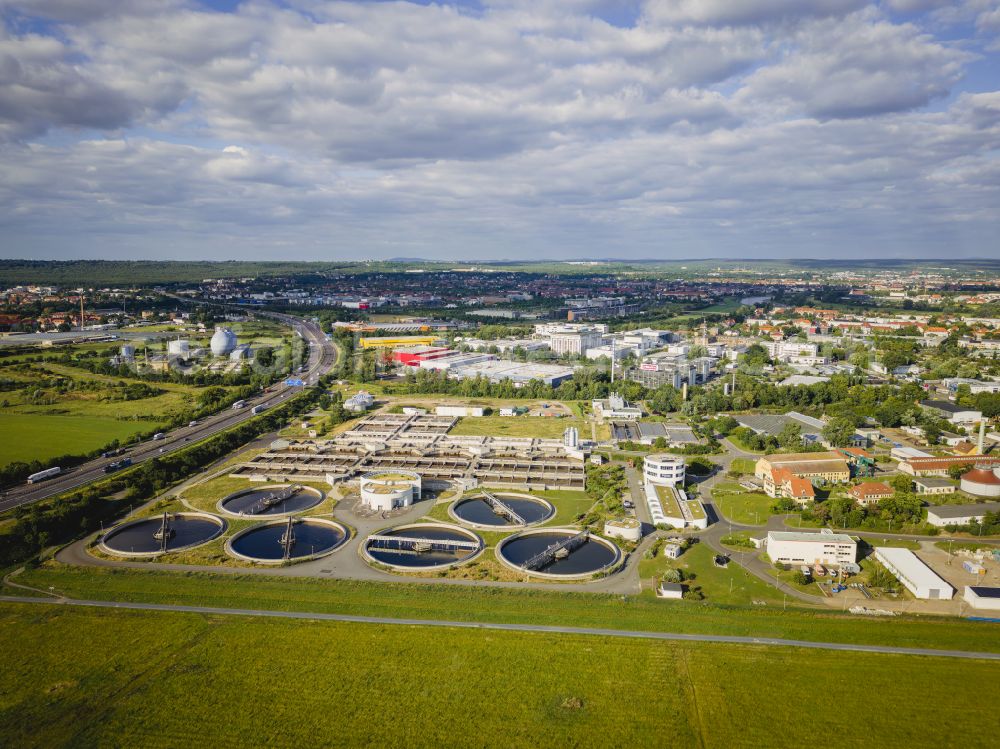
top-left (1, 0), bottom-right (998, 261)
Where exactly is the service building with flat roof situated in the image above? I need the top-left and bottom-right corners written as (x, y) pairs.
top-left (925, 502), bottom-right (1000, 527)
top-left (764, 530), bottom-right (857, 566)
top-left (964, 586), bottom-right (1000, 611)
top-left (874, 547), bottom-right (954, 600)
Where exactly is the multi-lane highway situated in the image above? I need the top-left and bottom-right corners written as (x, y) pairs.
top-left (0, 310), bottom-right (338, 514)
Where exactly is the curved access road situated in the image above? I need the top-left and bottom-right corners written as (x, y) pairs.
top-left (0, 310), bottom-right (338, 514)
top-left (2, 594), bottom-right (997, 661)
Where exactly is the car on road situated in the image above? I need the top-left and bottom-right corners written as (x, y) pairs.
top-left (188, 420), bottom-right (198, 427)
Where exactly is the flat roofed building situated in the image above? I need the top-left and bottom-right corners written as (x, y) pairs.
top-left (874, 547), bottom-right (954, 600)
top-left (926, 501), bottom-right (1000, 527)
top-left (765, 530), bottom-right (857, 566)
top-left (592, 392), bottom-right (642, 420)
top-left (755, 452), bottom-right (850, 484)
top-left (918, 399), bottom-right (982, 425)
top-left (964, 586), bottom-right (1000, 611)
top-left (913, 477), bottom-right (956, 495)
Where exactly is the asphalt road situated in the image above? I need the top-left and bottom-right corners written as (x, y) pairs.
top-left (0, 310), bottom-right (338, 514)
top-left (2, 594), bottom-right (997, 661)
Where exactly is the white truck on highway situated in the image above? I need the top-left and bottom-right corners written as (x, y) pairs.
top-left (27, 467), bottom-right (62, 484)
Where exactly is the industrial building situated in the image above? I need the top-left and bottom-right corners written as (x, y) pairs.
top-left (445, 360), bottom-right (575, 387)
top-left (925, 502), bottom-right (1000, 527)
top-left (918, 399), bottom-right (982, 425)
top-left (734, 411), bottom-right (826, 444)
top-left (393, 346), bottom-right (454, 366)
top-left (360, 335), bottom-right (442, 349)
top-left (610, 421), bottom-right (698, 446)
top-left (591, 392), bottom-right (642, 420)
top-left (964, 586), bottom-right (1000, 611)
top-left (544, 325), bottom-right (605, 356)
top-left (898, 454), bottom-right (1000, 476)
top-left (764, 530), bottom-right (857, 567)
top-left (873, 547), bottom-right (954, 600)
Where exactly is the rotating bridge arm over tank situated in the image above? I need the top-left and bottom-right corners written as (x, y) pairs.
top-left (479, 489), bottom-right (526, 525)
top-left (367, 534), bottom-right (479, 553)
top-left (247, 485), bottom-right (302, 515)
top-left (520, 530), bottom-right (589, 571)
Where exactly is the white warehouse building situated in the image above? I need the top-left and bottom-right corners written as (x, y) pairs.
top-left (874, 547), bottom-right (954, 600)
top-left (764, 530), bottom-right (857, 567)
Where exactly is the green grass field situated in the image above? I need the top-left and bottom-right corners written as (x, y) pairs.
top-left (638, 541), bottom-right (785, 605)
top-left (449, 415), bottom-right (592, 440)
top-left (711, 482), bottom-right (776, 525)
top-left (0, 602), bottom-right (994, 748)
top-left (12, 565), bottom-right (1000, 654)
top-left (0, 413), bottom-right (153, 466)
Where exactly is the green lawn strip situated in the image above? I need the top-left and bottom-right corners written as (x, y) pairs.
top-left (449, 415), bottom-right (589, 439)
top-left (14, 565), bottom-right (1000, 654)
top-left (2, 602), bottom-right (994, 748)
top-left (710, 482), bottom-right (775, 525)
top-left (638, 541), bottom-right (787, 606)
top-left (534, 489), bottom-right (593, 525)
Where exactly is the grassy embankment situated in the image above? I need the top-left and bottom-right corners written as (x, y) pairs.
top-left (1, 602), bottom-right (996, 748)
top-left (9, 565), bottom-right (1000, 655)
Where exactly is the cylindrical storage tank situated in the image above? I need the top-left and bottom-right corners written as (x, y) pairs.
top-left (167, 339), bottom-right (190, 357)
top-left (644, 454), bottom-right (686, 486)
top-left (360, 471), bottom-right (422, 512)
top-left (960, 466), bottom-right (1000, 498)
top-left (603, 517), bottom-right (641, 542)
top-left (210, 326), bottom-right (238, 357)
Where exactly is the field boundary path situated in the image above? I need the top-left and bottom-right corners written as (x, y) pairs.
top-left (3, 594), bottom-right (999, 661)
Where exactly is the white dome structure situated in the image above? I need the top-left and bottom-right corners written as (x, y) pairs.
top-left (960, 465), bottom-right (1000, 498)
top-left (210, 326), bottom-right (238, 357)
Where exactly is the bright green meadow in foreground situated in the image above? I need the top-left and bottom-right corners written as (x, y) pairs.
top-left (1, 603), bottom-right (997, 749)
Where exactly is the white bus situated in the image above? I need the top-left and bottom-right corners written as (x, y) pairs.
top-left (251, 404), bottom-right (267, 415)
top-left (232, 400), bottom-right (246, 410)
top-left (27, 466), bottom-right (62, 484)
top-left (152, 432), bottom-right (166, 441)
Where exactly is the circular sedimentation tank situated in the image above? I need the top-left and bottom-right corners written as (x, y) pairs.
top-left (449, 492), bottom-right (554, 529)
top-left (226, 517), bottom-right (348, 564)
top-left (362, 523), bottom-right (483, 571)
top-left (217, 484), bottom-right (323, 517)
top-left (496, 528), bottom-right (621, 579)
top-left (99, 512), bottom-right (226, 557)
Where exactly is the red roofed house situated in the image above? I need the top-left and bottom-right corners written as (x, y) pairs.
top-left (849, 482), bottom-right (894, 507)
top-left (764, 467), bottom-right (816, 505)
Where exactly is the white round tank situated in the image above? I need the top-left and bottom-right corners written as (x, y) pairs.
top-left (167, 339), bottom-right (190, 357)
top-left (210, 326), bottom-right (238, 357)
